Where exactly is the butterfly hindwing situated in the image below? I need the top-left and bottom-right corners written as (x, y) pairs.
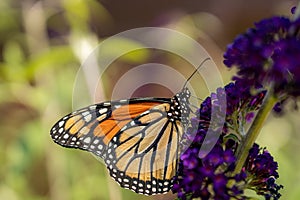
top-left (104, 102), bottom-right (183, 195)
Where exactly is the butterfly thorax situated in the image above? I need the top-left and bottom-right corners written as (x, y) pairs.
top-left (168, 88), bottom-right (191, 125)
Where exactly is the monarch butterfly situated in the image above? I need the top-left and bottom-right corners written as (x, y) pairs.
top-left (50, 58), bottom-right (210, 195)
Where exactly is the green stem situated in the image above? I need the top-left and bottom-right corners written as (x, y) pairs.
top-left (233, 89), bottom-right (277, 174)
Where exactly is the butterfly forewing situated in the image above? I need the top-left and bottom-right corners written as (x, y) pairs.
top-left (50, 98), bottom-right (172, 156)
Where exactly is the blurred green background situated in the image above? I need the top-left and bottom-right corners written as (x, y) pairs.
top-left (1, 0), bottom-right (299, 200)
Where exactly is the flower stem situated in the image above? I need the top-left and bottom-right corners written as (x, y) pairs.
top-left (233, 89), bottom-right (277, 174)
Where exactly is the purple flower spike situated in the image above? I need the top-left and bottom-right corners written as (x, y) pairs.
top-left (224, 16), bottom-right (300, 104)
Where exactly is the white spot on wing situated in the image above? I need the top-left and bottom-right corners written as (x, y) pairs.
top-left (89, 105), bottom-right (96, 110)
top-left (130, 121), bottom-right (136, 126)
top-left (63, 134), bottom-right (69, 139)
top-left (82, 111), bottom-right (90, 116)
top-left (58, 128), bottom-right (64, 133)
top-left (99, 108), bottom-right (108, 114)
top-left (84, 114), bottom-right (92, 122)
top-left (58, 121), bottom-right (65, 127)
top-left (121, 125), bottom-right (127, 131)
top-left (93, 139), bottom-right (99, 144)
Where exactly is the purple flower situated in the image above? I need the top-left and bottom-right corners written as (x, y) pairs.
top-left (195, 80), bottom-right (265, 139)
top-left (224, 16), bottom-right (300, 103)
top-left (173, 82), bottom-right (282, 199)
top-left (244, 144), bottom-right (283, 199)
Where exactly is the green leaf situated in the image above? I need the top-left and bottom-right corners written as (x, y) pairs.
top-left (25, 46), bottom-right (77, 79)
top-left (2, 41), bottom-right (26, 81)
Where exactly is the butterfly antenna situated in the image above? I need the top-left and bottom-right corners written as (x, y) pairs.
top-left (182, 57), bottom-right (211, 89)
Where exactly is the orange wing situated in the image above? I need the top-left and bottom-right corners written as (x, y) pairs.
top-left (50, 98), bottom-right (170, 158)
top-left (95, 102), bottom-right (162, 144)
